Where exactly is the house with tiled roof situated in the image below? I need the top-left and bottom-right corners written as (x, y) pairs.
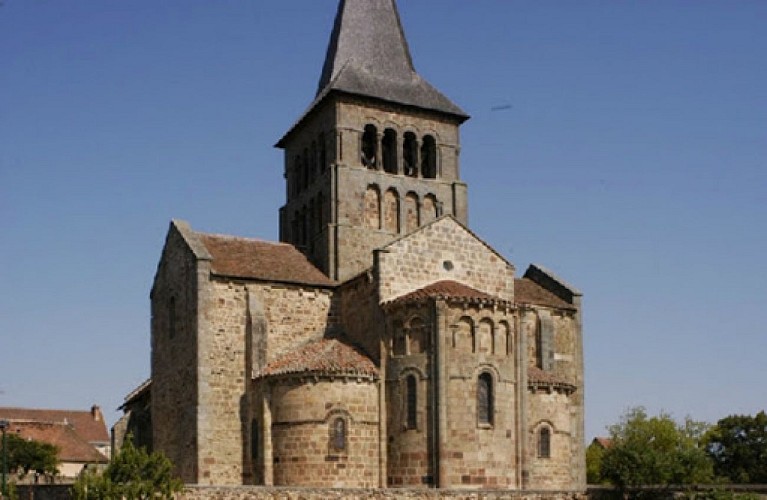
top-left (124, 0), bottom-right (585, 493)
top-left (0, 406), bottom-right (109, 480)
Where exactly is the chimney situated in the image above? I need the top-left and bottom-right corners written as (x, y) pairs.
top-left (91, 405), bottom-right (102, 421)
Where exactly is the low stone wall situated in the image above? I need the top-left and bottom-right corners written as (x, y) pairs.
top-left (14, 484), bottom-right (72, 500)
top-left (179, 486), bottom-right (587, 500)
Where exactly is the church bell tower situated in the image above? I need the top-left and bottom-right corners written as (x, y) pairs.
top-left (277, 0), bottom-right (470, 281)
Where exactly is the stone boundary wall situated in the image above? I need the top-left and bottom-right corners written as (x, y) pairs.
top-left (179, 486), bottom-right (588, 500)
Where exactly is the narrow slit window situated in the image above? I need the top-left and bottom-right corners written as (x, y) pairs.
top-left (539, 427), bottom-right (551, 458)
top-left (406, 375), bottom-right (417, 429)
top-left (332, 417), bottom-right (346, 451)
top-left (477, 372), bottom-right (493, 425)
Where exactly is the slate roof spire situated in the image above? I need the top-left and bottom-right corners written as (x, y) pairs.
top-left (316, 0), bottom-right (467, 119)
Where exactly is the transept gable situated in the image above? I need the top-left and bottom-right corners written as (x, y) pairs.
top-left (375, 215), bottom-right (515, 304)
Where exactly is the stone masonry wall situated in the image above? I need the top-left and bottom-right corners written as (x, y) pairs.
top-left (338, 273), bottom-right (383, 362)
top-left (385, 303), bottom-right (435, 487)
top-left (377, 217), bottom-right (515, 303)
top-left (195, 280), bottom-right (336, 485)
top-left (526, 390), bottom-right (576, 490)
top-left (179, 486), bottom-right (587, 500)
top-left (523, 306), bottom-right (584, 490)
top-left (151, 225), bottom-right (201, 482)
top-left (441, 303), bottom-right (518, 489)
top-left (270, 378), bottom-right (380, 488)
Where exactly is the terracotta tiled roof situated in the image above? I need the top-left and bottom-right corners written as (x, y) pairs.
top-left (527, 367), bottom-right (577, 394)
top-left (5, 421), bottom-right (107, 464)
top-left (514, 278), bottom-right (574, 310)
top-left (0, 407), bottom-right (109, 444)
top-left (199, 234), bottom-right (335, 287)
top-left (259, 337), bottom-right (378, 379)
top-left (593, 437), bottom-right (613, 449)
top-left (384, 280), bottom-right (509, 307)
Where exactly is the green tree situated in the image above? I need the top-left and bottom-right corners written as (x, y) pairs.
top-left (586, 439), bottom-right (609, 484)
top-left (704, 411), bottom-right (767, 484)
top-left (600, 407), bottom-right (714, 492)
top-left (72, 437), bottom-right (182, 500)
top-left (1, 433), bottom-right (59, 477)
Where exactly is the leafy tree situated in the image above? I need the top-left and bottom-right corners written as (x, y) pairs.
top-left (72, 437), bottom-right (182, 500)
top-left (586, 439), bottom-right (609, 484)
top-left (1, 433), bottom-right (59, 477)
top-left (704, 411), bottom-right (767, 484)
top-left (600, 407), bottom-right (714, 492)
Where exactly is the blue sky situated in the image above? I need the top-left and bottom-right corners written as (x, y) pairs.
top-left (1, 1), bottom-right (765, 442)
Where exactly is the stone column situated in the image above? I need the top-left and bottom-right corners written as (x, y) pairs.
top-left (375, 132), bottom-right (383, 171)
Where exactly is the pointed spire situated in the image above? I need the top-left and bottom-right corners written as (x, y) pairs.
top-left (318, 0), bottom-right (414, 93)
top-left (316, 0), bottom-right (467, 119)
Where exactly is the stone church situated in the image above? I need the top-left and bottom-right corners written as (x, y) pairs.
top-left (137, 0), bottom-right (585, 491)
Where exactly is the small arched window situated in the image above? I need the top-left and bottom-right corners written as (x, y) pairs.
top-left (477, 372), bottom-right (493, 426)
top-left (382, 129), bottom-right (397, 174)
top-left (303, 148), bottom-right (310, 188)
top-left (393, 320), bottom-right (406, 356)
top-left (421, 135), bottom-right (437, 178)
top-left (318, 132), bottom-right (327, 173)
top-left (293, 155), bottom-right (302, 194)
top-left (405, 375), bottom-right (417, 429)
top-left (403, 132), bottom-right (418, 177)
top-left (362, 125), bottom-right (377, 169)
top-left (332, 417), bottom-right (346, 451)
top-left (539, 427), bottom-right (551, 458)
top-left (310, 140), bottom-right (317, 179)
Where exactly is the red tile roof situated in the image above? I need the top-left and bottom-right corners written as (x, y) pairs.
top-left (199, 234), bottom-right (335, 287)
top-left (258, 337), bottom-right (378, 379)
top-left (514, 278), bottom-right (574, 310)
top-left (593, 437), bottom-right (613, 449)
top-left (0, 407), bottom-right (109, 443)
top-left (384, 280), bottom-right (509, 307)
top-left (5, 421), bottom-right (107, 464)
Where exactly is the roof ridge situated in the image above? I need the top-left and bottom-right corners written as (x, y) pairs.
top-left (198, 232), bottom-right (290, 247)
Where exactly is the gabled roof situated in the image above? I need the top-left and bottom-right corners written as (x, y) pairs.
top-left (277, 0), bottom-right (467, 147)
top-left (199, 233), bottom-right (336, 287)
top-left (168, 220), bottom-right (336, 288)
top-left (257, 336), bottom-right (378, 380)
top-left (514, 278), bottom-right (575, 310)
top-left (5, 421), bottom-right (107, 464)
top-left (0, 406), bottom-right (109, 444)
top-left (383, 280), bottom-right (510, 308)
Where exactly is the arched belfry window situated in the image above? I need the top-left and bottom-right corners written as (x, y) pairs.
top-left (303, 148), bottom-right (310, 188)
top-left (332, 417), bottom-right (346, 451)
top-left (382, 129), bottom-right (397, 174)
top-left (477, 372), bottom-right (493, 426)
top-left (421, 135), bottom-right (437, 178)
top-left (538, 427), bottom-right (551, 458)
top-left (293, 155), bottom-right (302, 194)
top-left (362, 125), bottom-right (377, 169)
top-left (168, 296), bottom-right (177, 339)
top-left (405, 375), bottom-right (417, 429)
top-left (403, 132), bottom-right (418, 177)
top-left (318, 132), bottom-right (327, 173)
